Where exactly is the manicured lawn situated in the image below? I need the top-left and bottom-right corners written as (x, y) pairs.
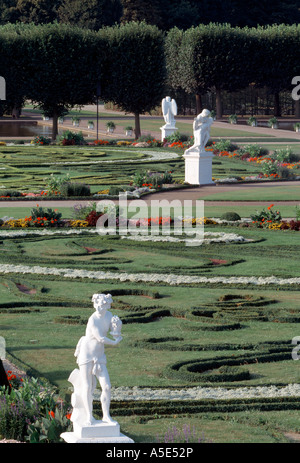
top-left (1, 225), bottom-right (300, 393)
top-left (1, 144), bottom-right (300, 443)
top-left (201, 185), bottom-right (300, 201)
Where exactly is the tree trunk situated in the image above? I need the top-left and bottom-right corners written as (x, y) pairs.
top-left (274, 92), bottom-right (281, 117)
top-left (52, 111), bottom-right (58, 141)
top-left (134, 112), bottom-right (141, 139)
top-left (295, 99), bottom-right (300, 118)
top-left (12, 105), bottom-right (21, 118)
top-left (215, 88), bottom-right (223, 119)
top-left (195, 94), bottom-right (202, 114)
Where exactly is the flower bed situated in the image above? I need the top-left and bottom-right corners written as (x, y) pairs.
top-left (0, 373), bottom-right (72, 443)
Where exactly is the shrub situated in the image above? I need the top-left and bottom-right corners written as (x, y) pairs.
top-left (220, 212), bottom-right (241, 221)
top-left (60, 182), bottom-right (90, 197)
top-left (251, 204), bottom-right (282, 227)
top-left (32, 135), bottom-right (51, 146)
top-left (29, 205), bottom-right (62, 227)
top-left (165, 131), bottom-right (189, 143)
top-left (85, 210), bottom-right (103, 227)
top-left (0, 375), bottom-right (72, 443)
top-left (109, 186), bottom-right (124, 196)
top-left (45, 173), bottom-right (71, 195)
top-left (57, 130), bottom-right (86, 146)
top-left (214, 139), bottom-right (238, 152)
top-left (238, 144), bottom-right (268, 157)
top-left (71, 202), bottom-right (96, 220)
top-left (0, 190), bottom-right (22, 197)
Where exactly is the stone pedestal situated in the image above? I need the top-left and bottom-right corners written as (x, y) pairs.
top-left (183, 148), bottom-right (215, 186)
top-left (61, 420), bottom-right (134, 444)
top-left (160, 125), bottom-right (177, 141)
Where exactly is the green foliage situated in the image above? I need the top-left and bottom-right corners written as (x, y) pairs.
top-left (26, 405), bottom-right (72, 443)
top-left (177, 23), bottom-right (256, 96)
top-left (213, 139), bottom-right (238, 152)
top-left (58, 0), bottom-right (123, 30)
top-left (45, 173), bottom-right (71, 195)
top-left (32, 135), bottom-right (51, 145)
top-left (57, 130), bottom-right (86, 146)
top-left (60, 182), bottom-right (91, 197)
top-left (251, 204), bottom-right (282, 226)
top-left (71, 201), bottom-right (97, 220)
top-left (238, 144), bottom-right (269, 158)
top-left (30, 205), bottom-right (62, 224)
top-left (132, 169), bottom-right (173, 188)
top-left (220, 212), bottom-right (241, 221)
top-left (99, 21), bottom-right (166, 137)
top-left (0, 375), bottom-right (71, 442)
top-left (22, 22), bottom-right (103, 139)
top-left (270, 146), bottom-right (293, 163)
top-left (0, 189), bottom-right (22, 197)
top-left (165, 131), bottom-right (189, 143)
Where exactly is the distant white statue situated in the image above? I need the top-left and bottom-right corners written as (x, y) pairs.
top-left (185, 109), bottom-right (214, 155)
top-left (183, 109), bottom-right (215, 186)
top-left (162, 96), bottom-right (177, 127)
top-left (70, 293), bottom-right (122, 426)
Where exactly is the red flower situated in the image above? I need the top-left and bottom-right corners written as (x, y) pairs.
top-left (49, 411), bottom-right (55, 418)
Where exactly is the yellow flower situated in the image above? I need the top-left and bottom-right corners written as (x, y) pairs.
top-left (70, 220), bottom-right (89, 228)
top-left (97, 189), bottom-right (110, 195)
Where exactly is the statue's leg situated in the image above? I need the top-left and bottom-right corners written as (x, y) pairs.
top-left (97, 366), bottom-right (116, 423)
top-left (79, 362), bottom-right (94, 425)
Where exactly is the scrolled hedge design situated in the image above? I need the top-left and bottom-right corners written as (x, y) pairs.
top-left (103, 397), bottom-right (300, 417)
top-left (164, 342), bottom-right (292, 384)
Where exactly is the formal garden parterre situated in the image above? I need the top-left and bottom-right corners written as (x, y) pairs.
top-left (1, 196), bottom-right (300, 442)
top-left (1, 129), bottom-right (300, 442)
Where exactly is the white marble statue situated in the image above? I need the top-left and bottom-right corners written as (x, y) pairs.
top-left (185, 109), bottom-right (213, 155)
top-left (183, 109), bottom-right (215, 185)
top-left (70, 293), bottom-right (122, 426)
top-left (162, 96), bottom-right (177, 127)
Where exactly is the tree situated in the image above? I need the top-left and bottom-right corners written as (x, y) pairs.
top-left (58, 0), bottom-right (123, 30)
top-left (120, 0), bottom-right (162, 28)
top-left (178, 24), bottom-right (256, 118)
top-left (226, 0), bottom-right (300, 27)
top-left (0, 23), bottom-right (29, 116)
top-left (100, 21), bottom-right (166, 139)
top-left (23, 23), bottom-right (103, 139)
top-left (253, 24), bottom-right (300, 117)
top-left (1, 0), bottom-right (61, 24)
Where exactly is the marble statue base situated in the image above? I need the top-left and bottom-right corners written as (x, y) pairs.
top-left (61, 420), bottom-right (134, 444)
top-left (160, 125), bottom-right (177, 141)
top-left (183, 148), bottom-right (215, 186)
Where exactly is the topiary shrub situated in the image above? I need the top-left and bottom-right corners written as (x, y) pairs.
top-left (220, 211), bottom-right (241, 221)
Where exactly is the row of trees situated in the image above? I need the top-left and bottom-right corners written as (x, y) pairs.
top-left (165, 23), bottom-right (300, 119)
top-left (0, 21), bottom-right (165, 140)
top-left (0, 0), bottom-right (300, 31)
top-left (2, 21), bottom-right (300, 139)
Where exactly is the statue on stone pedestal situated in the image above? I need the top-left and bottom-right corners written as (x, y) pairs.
top-left (162, 96), bottom-right (177, 127)
top-left (185, 109), bottom-right (213, 155)
top-left (69, 293), bottom-right (122, 426)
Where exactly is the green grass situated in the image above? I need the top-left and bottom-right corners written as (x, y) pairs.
top-left (201, 185), bottom-right (300, 202)
top-left (117, 411), bottom-right (298, 443)
top-left (1, 226), bottom-right (300, 393)
top-left (203, 204), bottom-right (298, 219)
top-left (1, 143), bottom-right (300, 443)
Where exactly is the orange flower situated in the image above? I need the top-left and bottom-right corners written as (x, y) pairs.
top-left (49, 411), bottom-right (55, 418)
